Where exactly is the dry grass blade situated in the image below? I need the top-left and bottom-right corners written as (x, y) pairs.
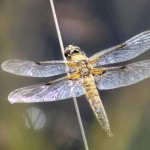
top-left (49, 0), bottom-right (89, 150)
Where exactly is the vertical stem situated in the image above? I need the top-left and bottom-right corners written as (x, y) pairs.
top-left (49, 0), bottom-right (89, 150)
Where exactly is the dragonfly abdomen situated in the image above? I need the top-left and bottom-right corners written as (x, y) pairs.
top-left (83, 76), bottom-right (113, 136)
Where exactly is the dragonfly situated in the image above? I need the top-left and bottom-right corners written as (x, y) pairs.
top-left (1, 31), bottom-right (150, 136)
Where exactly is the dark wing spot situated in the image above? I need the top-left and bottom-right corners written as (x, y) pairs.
top-left (45, 82), bottom-right (52, 85)
top-left (120, 66), bottom-right (126, 70)
top-left (121, 43), bottom-right (126, 48)
top-left (102, 70), bottom-right (106, 74)
top-left (74, 89), bottom-right (81, 96)
top-left (35, 61), bottom-right (41, 65)
top-left (77, 92), bottom-right (80, 95)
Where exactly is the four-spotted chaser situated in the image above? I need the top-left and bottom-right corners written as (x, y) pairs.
top-left (1, 31), bottom-right (150, 136)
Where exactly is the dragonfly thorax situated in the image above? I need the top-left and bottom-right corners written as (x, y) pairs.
top-left (78, 60), bottom-right (92, 77)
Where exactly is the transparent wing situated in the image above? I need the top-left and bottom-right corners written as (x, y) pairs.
top-left (89, 31), bottom-right (150, 66)
top-left (95, 60), bottom-right (150, 90)
top-left (1, 60), bottom-right (75, 77)
top-left (8, 78), bottom-right (85, 104)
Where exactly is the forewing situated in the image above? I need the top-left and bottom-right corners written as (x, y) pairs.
top-left (8, 78), bottom-right (85, 103)
top-left (89, 31), bottom-right (150, 66)
top-left (95, 60), bottom-right (150, 90)
top-left (1, 60), bottom-right (75, 77)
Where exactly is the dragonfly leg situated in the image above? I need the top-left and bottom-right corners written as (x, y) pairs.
top-left (91, 68), bottom-right (106, 75)
top-left (67, 72), bottom-right (81, 80)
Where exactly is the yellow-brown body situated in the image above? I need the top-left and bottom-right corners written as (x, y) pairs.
top-left (66, 45), bottom-right (112, 136)
top-left (83, 75), bottom-right (112, 136)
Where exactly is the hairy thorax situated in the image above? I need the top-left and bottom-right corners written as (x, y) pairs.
top-left (78, 60), bottom-right (92, 77)
top-left (69, 53), bottom-right (93, 77)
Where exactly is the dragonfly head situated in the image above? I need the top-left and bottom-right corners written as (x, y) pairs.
top-left (64, 45), bottom-right (85, 60)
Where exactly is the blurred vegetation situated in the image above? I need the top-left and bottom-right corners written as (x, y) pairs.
top-left (0, 0), bottom-right (150, 150)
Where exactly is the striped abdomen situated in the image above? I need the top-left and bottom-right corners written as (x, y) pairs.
top-left (83, 75), bottom-right (113, 136)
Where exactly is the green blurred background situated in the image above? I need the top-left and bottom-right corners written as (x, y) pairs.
top-left (0, 0), bottom-right (150, 150)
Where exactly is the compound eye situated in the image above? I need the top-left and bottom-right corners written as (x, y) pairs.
top-left (74, 46), bottom-right (81, 53)
top-left (74, 49), bottom-right (80, 53)
top-left (64, 50), bottom-right (70, 57)
top-left (64, 53), bottom-right (68, 57)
